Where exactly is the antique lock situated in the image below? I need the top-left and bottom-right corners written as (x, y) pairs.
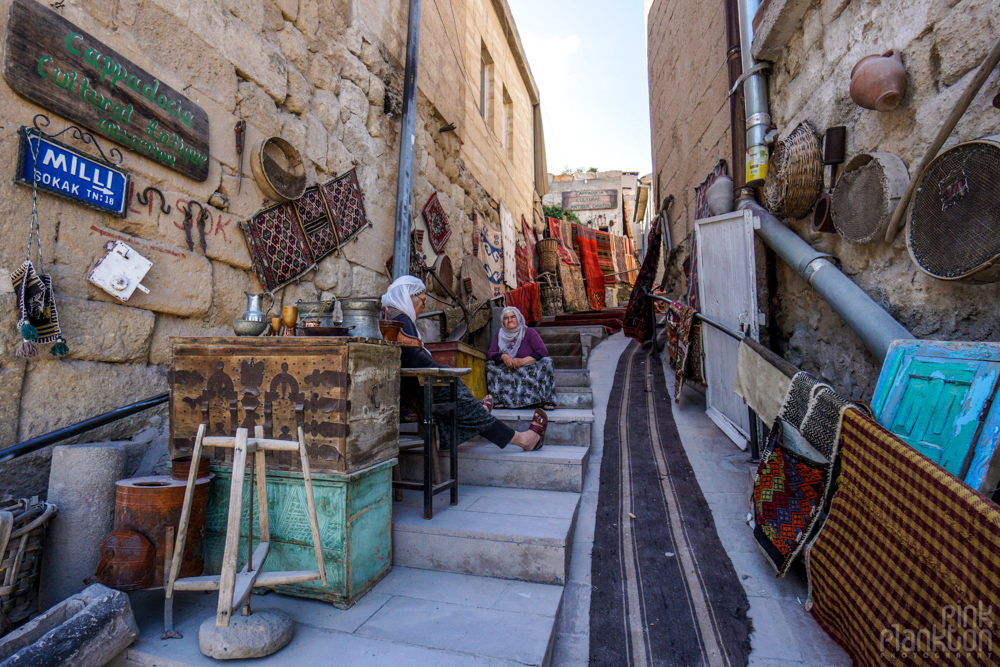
top-left (88, 240), bottom-right (152, 301)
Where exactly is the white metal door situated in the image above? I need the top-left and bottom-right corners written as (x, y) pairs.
top-left (695, 209), bottom-right (758, 449)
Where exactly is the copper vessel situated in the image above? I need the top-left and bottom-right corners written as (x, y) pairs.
top-left (94, 530), bottom-right (155, 591)
top-left (170, 455), bottom-right (211, 481)
top-left (114, 474), bottom-right (212, 587)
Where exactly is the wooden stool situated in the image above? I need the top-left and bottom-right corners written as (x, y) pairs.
top-left (162, 424), bottom-right (326, 638)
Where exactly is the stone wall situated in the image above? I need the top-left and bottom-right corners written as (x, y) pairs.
top-left (647, 0), bottom-right (1000, 401)
top-left (543, 170), bottom-right (632, 235)
top-left (0, 0), bottom-right (541, 496)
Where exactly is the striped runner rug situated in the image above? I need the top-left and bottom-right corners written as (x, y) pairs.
top-left (591, 340), bottom-right (752, 666)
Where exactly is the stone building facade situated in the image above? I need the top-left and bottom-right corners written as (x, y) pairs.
top-left (0, 0), bottom-right (544, 496)
top-left (646, 0), bottom-right (1000, 401)
top-left (543, 170), bottom-right (637, 236)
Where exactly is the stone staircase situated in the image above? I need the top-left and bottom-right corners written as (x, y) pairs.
top-left (389, 333), bottom-right (599, 665)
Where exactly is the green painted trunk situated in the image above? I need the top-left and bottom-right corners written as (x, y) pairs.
top-left (204, 460), bottom-right (394, 608)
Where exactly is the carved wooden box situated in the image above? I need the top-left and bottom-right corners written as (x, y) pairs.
top-left (169, 337), bottom-right (401, 474)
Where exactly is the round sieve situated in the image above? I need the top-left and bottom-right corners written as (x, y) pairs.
top-left (831, 152), bottom-right (909, 243)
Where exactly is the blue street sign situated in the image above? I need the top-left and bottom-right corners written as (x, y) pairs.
top-left (16, 128), bottom-right (131, 217)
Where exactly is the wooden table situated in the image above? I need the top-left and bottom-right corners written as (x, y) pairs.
top-left (394, 368), bottom-right (470, 519)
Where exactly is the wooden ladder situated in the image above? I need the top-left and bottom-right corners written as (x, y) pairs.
top-left (162, 424), bottom-right (327, 637)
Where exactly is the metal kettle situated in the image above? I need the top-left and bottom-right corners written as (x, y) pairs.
top-left (242, 292), bottom-right (273, 322)
top-left (339, 299), bottom-right (383, 339)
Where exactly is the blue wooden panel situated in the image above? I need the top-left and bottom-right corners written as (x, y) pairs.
top-left (873, 340), bottom-right (1000, 492)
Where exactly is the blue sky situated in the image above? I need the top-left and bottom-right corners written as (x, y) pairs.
top-left (506, 0), bottom-right (652, 176)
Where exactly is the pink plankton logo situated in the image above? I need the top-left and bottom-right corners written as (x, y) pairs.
top-left (880, 603), bottom-right (993, 660)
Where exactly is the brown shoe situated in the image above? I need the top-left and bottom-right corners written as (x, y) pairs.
top-left (526, 408), bottom-right (547, 450)
top-left (481, 395), bottom-right (494, 413)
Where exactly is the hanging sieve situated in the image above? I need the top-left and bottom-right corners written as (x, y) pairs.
top-left (907, 135), bottom-right (1000, 283)
top-left (831, 152), bottom-right (909, 244)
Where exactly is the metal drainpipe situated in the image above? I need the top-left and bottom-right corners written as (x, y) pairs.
top-left (740, 199), bottom-right (914, 362)
top-left (737, 0), bottom-right (771, 186)
top-left (392, 0), bottom-right (422, 280)
top-left (724, 0), bottom-right (747, 190)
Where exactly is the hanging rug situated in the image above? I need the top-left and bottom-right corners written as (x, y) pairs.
top-left (421, 192), bottom-right (452, 255)
top-left (240, 201), bottom-right (316, 293)
top-left (293, 186), bottom-right (339, 262)
top-left (320, 167), bottom-right (369, 246)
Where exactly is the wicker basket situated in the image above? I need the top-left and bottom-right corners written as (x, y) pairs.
top-left (537, 238), bottom-right (559, 275)
top-left (763, 120), bottom-right (823, 219)
top-left (538, 272), bottom-right (564, 317)
top-left (0, 498), bottom-right (57, 635)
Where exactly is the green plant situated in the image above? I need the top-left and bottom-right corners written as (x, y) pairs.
top-left (542, 204), bottom-right (581, 224)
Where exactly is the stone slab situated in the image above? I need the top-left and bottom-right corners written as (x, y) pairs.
top-left (58, 296), bottom-right (155, 364)
top-left (485, 408), bottom-right (594, 447)
top-left (553, 387), bottom-right (594, 409)
top-left (553, 369), bottom-right (591, 388)
top-left (551, 355), bottom-right (582, 369)
top-left (457, 443), bottom-right (590, 492)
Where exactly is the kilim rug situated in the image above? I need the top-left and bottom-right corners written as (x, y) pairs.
top-left (422, 191), bottom-right (451, 254)
top-left (320, 167), bottom-right (369, 246)
top-left (575, 224), bottom-right (606, 311)
top-left (595, 230), bottom-right (616, 286)
top-left (548, 217), bottom-right (579, 265)
top-left (293, 186), bottom-right (339, 261)
top-left (515, 240), bottom-right (532, 288)
top-left (806, 408), bottom-right (1000, 667)
top-left (613, 234), bottom-right (629, 284)
top-left (662, 298), bottom-right (700, 399)
top-left (504, 282), bottom-right (541, 324)
top-left (623, 216), bottom-right (662, 344)
top-left (521, 215), bottom-right (537, 282)
top-left (479, 219), bottom-right (504, 298)
top-left (557, 262), bottom-right (588, 313)
top-left (384, 244), bottom-right (428, 279)
top-left (592, 340), bottom-right (752, 666)
top-left (241, 201), bottom-right (316, 292)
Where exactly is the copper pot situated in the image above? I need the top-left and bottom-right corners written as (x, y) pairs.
top-left (850, 49), bottom-right (906, 112)
top-left (379, 320), bottom-right (403, 342)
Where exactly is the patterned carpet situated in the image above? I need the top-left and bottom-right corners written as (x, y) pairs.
top-left (591, 340), bottom-right (752, 666)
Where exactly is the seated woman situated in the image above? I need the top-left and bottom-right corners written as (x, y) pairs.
top-left (486, 307), bottom-right (556, 410)
top-left (381, 276), bottom-right (546, 451)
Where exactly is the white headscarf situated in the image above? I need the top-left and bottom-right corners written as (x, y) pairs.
top-left (497, 307), bottom-right (527, 357)
top-left (382, 275), bottom-right (426, 337)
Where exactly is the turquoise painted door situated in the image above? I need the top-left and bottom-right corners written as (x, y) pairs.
top-left (873, 345), bottom-right (1000, 479)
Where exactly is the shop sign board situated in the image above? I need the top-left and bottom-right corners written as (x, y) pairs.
top-left (562, 189), bottom-right (618, 211)
top-left (3, 0), bottom-right (210, 181)
top-left (16, 127), bottom-right (130, 217)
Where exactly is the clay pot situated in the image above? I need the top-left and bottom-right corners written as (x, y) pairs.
top-left (850, 49), bottom-right (906, 111)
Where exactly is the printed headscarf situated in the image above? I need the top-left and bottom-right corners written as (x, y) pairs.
top-left (382, 275), bottom-right (426, 337)
top-left (497, 306), bottom-right (527, 357)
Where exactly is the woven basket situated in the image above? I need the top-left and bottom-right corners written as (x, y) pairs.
top-left (536, 238), bottom-right (559, 275)
top-left (763, 121), bottom-right (823, 219)
top-left (0, 498), bottom-right (57, 635)
top-left (538, 272), bottom-right (564, 316)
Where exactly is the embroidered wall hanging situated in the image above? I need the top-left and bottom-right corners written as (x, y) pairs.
top-left (548, 217), bottom-right (579, 265)
top-left (241, 201), bottom-right (316, 292)
top-left (320, 168), bottom-right (370, 246)
top-left (479, 219), bottom-right (504, 298)
top-left (422, 192), bottom-right (452, 255)
top-left (294, 186), bottom-right (339, 261)
top-left (385, 245), bottom-right (429, 279)
top-left (521, 215), bottom-right (536, 282)
top-left (499, 202), bottom-right (517, 288)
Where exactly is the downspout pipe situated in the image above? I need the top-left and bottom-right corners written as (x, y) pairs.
top-left (740, 200), bottom-right (914, 362)
top-left (737, 0), bottom-right (771, 186)
top-left (392, 0), bottom-right (422, 280)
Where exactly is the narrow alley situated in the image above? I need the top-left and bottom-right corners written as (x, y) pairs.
top-left (1, 0), bottom-right (999, 666)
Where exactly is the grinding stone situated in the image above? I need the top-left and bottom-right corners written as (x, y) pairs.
top-left (198, 609), bottom-right (294, 659)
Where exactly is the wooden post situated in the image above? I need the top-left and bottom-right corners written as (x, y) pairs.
top-left (166, 423), bottom-right (205, 597)
top-left (297, 427), bottom-right (327, 587)
top-left (216, 428), bottom-right (248, 627)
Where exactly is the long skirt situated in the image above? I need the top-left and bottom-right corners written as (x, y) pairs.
top-left (486, 357), bottom-right (556, 409)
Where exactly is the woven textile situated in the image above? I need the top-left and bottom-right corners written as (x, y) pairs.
top-left (548, 218), bottom-right (579, 265)
top-left (504, 282), bottom-right (541, 324)
top-left (472, 212), bottom-right (480, 257)
top-left (515, 242), bottom-right (532, 288)
top-left (575, 224), bottom-right (606, 311)
top-left (595, 230), bottom-right (615, 286)
top-left (521, 215), bottom-right (536, 282)
top-left (479, 219), bottom-right (504, 298)
top-left (806, 408), bottom-right (1000, 667)
top-left (241, 202), bottom-right (315, 292)
top-left (663, 299), bottom-right (701, 400)
top-left (751, 423), bottom-right (831, 576)
top-left (623, 216), bottom-right (662, 343)
top-left (557, 262), bottom-right (588, 312)
top-left (625, 237), bottom-right (639, 283)
top-left (384, 245), bottom-right (428, 279)
top-left (487, 357), bottom-right (555, 409)
top-left (779, 372), bottom-right (850, 461)
top-left (422, 191), bottom-right (451, 254)
top-left (12, 260), bottom-right (63, 344)
top-left (612, 235), bottom-right (628, 284)
top-left (320, 167), bottom-right (369, 246)
top-left (293, 186), bottom-right (339, 261)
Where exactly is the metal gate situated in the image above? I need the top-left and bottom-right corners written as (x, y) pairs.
top-left (695, 209), bottom-right (759, 449)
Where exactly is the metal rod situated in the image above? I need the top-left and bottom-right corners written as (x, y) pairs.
top-left (648, 294), bottom-right (744, 341)
top-left (391, 0), bottom-right (423, 280)
top-left (741, 200), bottom-right (914, 361)
top-left (0, 392), bottom-right (169, 462)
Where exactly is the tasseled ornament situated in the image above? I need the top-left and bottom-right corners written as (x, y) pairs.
top-left (50, 337), bottom-right (69, 357)
top-left (20, 321), bottom-right (38, 341)
top-left (15, 339), bottom-right (38, 358)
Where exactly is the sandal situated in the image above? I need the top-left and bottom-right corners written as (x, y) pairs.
top-left (526, 408), bottom-right (547, 450)
top-left (481, 395), bottom-right (494, 413)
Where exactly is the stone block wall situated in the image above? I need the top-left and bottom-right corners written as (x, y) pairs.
top-left (0, 0), bottom-right (541, 494)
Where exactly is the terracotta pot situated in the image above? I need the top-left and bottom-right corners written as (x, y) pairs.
top-left (850, 49), bottom-right (906, 111)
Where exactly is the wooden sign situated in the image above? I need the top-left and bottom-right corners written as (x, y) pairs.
top-left (3, 0), bottom-right (210, 181)
top-left (562, 189), bottom-right (618, 211)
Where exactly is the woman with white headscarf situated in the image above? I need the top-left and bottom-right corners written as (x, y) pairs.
top-left (486, 306), bottom-right (556, 410)
top-left (381, 276), bottom-right (547, 451)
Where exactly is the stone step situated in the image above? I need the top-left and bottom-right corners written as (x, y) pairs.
top-left (457, 442), bottom-right (589, 493)
top-left (552, 355), bottom-right (582, 369)
top-left (536, 323), bottom-right (609, 342)
top-left (534, 330), bottom-right (585, 345)
top-left (554, 368), bottom-right (591, 387)
top-left (554, 387), bottom-right (593, 409)
top-left (392, 485), bottom-right (580, 585)
top-left (489, 408), bottom-right (594, 447)
top-left (546, 342), bottom-right (583, 357)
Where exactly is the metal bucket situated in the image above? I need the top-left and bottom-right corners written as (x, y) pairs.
top-left (340, 299), bottom-right (382, 339)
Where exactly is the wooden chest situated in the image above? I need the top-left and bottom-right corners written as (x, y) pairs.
top-left (426, 341), bottom-right (487, 399)
top-left (169, 337), bottom-right (400, 474)
top-left (203, 460), bottom-right (393, 608)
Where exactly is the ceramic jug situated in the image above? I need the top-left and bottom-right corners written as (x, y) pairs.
top-left (242, 292), bottom-right (273, 322)
top-left (850, 49), bottom-right (906, 112)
